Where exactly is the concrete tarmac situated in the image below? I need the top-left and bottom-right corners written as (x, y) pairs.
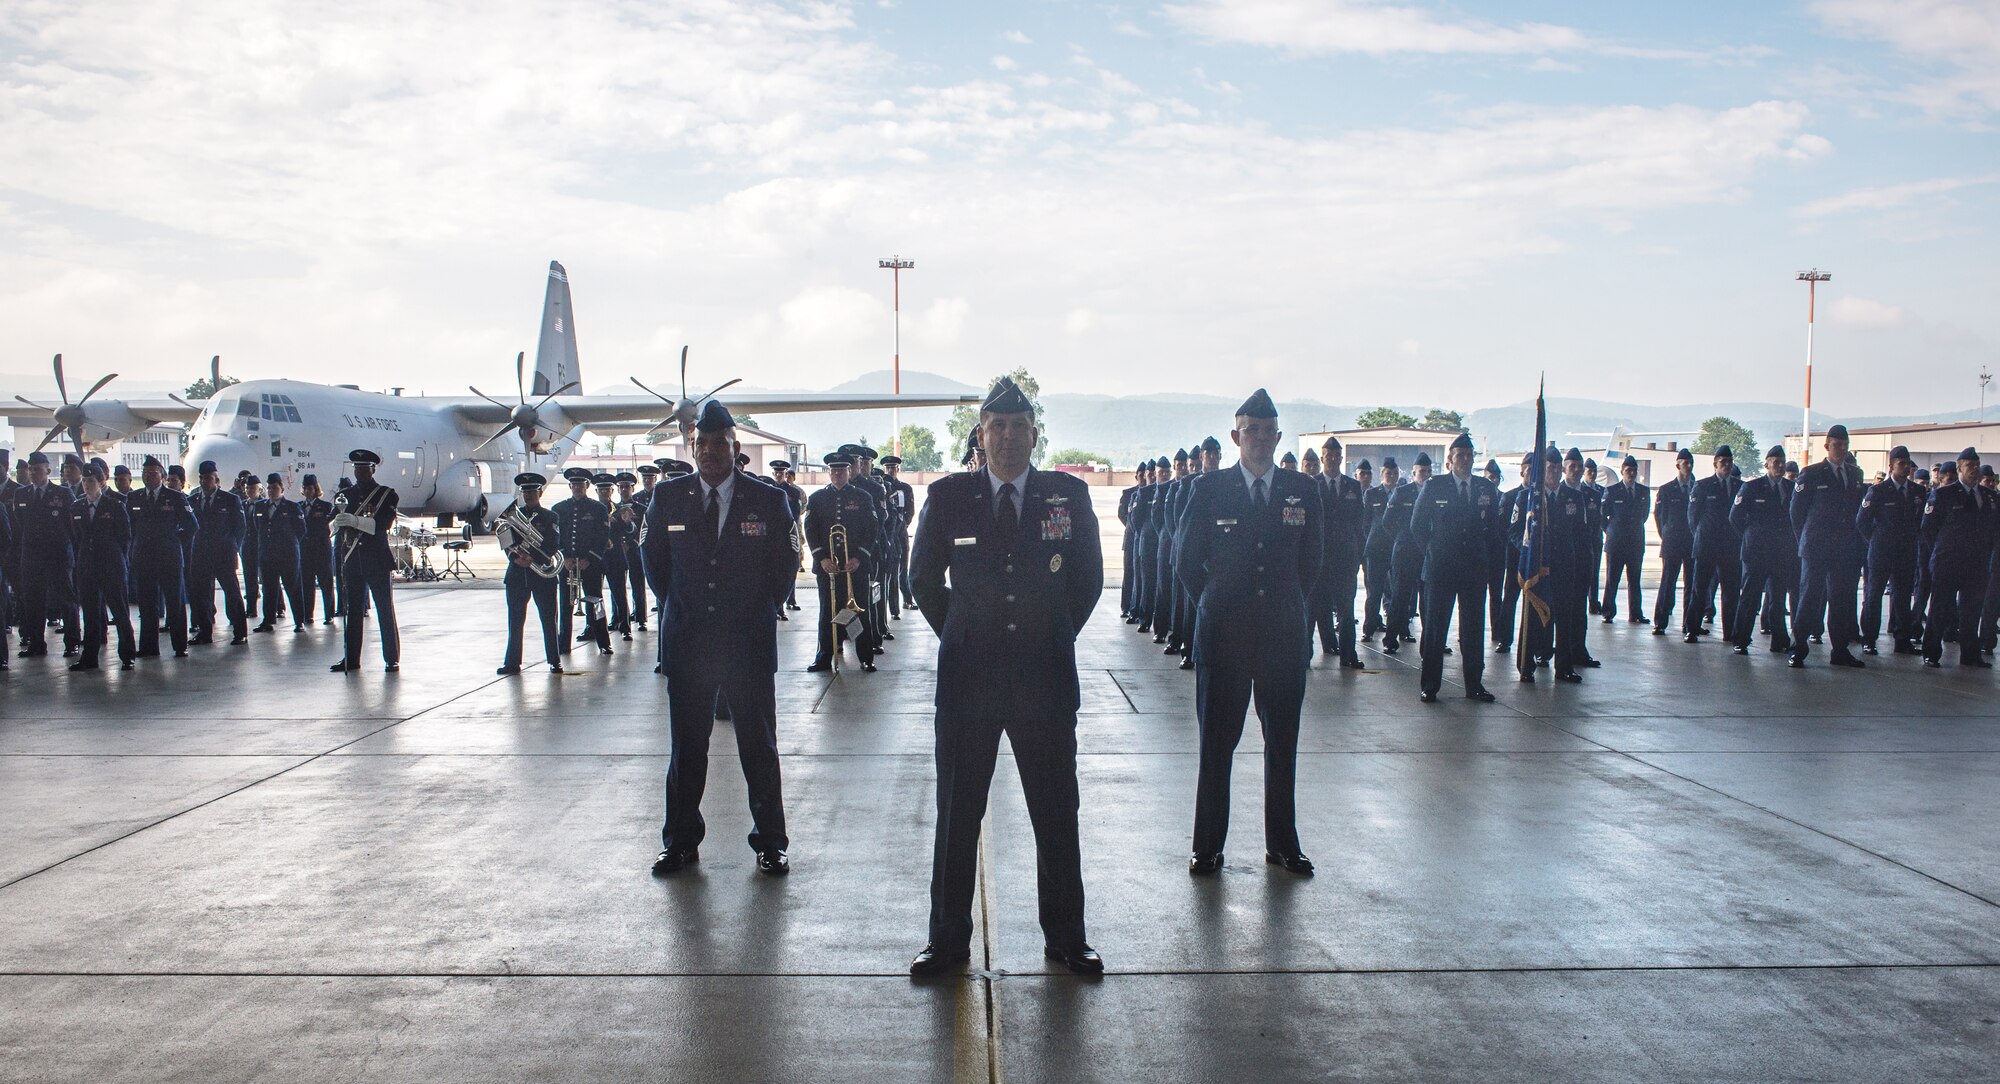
top-left (2, 585), bottom-right (1998, 1082)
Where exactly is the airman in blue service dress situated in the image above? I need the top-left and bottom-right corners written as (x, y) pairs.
top-left (1727, 447), bottom-right (1797, 655)
top-left (1411, 432), bottom-right (1502, 701)
top-left (908, 377), bottom-right (1103, 978)
top-left (298, 475), bottom-right (338, 625)
top-left (1314, 436), bottom-right (1367, 668)
top-left (253, 472), bottom-right (306, 634)
top-left (645, 401), bottom-right (800, 877)
top-left (1921, 448), bottom-right (1995, 667)
top-left (1496, 454), bottom-right (1532, 653)
top-left (1857, 446), bottom-right (1923, 655)
top-left (611, 471), bottom-right (648, 634)
top-left (1787, 425), bottom-right (1869, 669)
top-left (1686, 447), bottom-right (1741, 642)
top-left (1177, 389), bottom-right (1322, 877)
top-left (331, 449), bottom-right (401, 673)
top-left (1599, 456), bottom-right (1650, 622)
top-left (496, 473), bottom-right (563, 675)
top-left (188, 460), bottom-right (249, 646)
top-left (1380, 453), bottom-right (1428, 653)
top-left (1119, 460), bottom-right (1146, 619)
top-left (68, 464), bottom-right (136, 671)
top-left (9, 451), bottom-right (79, 658)
top-left (1650, 448), bottom-right (1696, 635)
top-left (126, 456), bottom-right (197, 658)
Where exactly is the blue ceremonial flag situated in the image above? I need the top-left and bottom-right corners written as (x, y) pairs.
top-left (1516, 377), bottom-right (1551, 679)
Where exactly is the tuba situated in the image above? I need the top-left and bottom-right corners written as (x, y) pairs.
top-left (494, 501), bottom-right (562, 579)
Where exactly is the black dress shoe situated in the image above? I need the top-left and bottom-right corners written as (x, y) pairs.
top-left (173, 649), bottom-right (187, 658)
top-left (860, 662), bottom-right (877, 673)
top-left (1419, 691), bottom-right (1438, 703)
top-left (1733, 645), bottom-right (1749, 655)
top-left (1178, 657), bottom-right (1194, 671)
top-left (1683, 634), bottom-right (1699, 644)
top-left (385, 663), bottom-right (400, 672)
top-left (806, 661), bottom-right (832, 672)
top-left (1266, 851), bottom-right (1315, 875)
top-left (550, 664), bottom-right (564, 674)
top-left (1579, 657), bottom-right (1601, 668)
top-left (1163, 643), bottom-right (1180, 655)
top-left (1924, 657), bottom-right (1942, 668)
top-left (1894, 643), bottom-right (1921, 656)
top-left (1188, 852), bottom-right (1223, 875)
top-left (1862, 644), bottom-right (1880, 656)
top-left (1787, 655), bottom-right (1805, 668)
top-left (68, 661), bottom-right (98, 671)
top-left (1556, 671), bottom-right (1582, 683)
top-left (651, 848), bottom-right (699, 875)
top-left (1962, 657), bottom-right (1993, 669)
top-left (497, 665), bottom-right (521, 675)
top-left (1652, 626), bottom-right (1666, 635)
top-left (1811, 634), bottom-right (1823, 644)
top-left (757, 850), bottom-right (790, 875)
top-left (1380, 641), bottom-right (1399, 655)
top-left (1044, 944), bottom-right (1105, 974)
top-left (1629, 617), bottom-right (1647, 624)
top-left (1771, 640), bottom-right (1791, 654)
top-left (1831, 653), bottom-right (1865, 669)
top-left (121, 660), bottom-right (134, 671)
top-left (909, 944), bottom-right (971, 977)
top-left (330, 661), bottom-right (353, 673)
top-left (253, 624), bottom-right (274, 633)
top-left (1601, 616), bottom-right (1614, 624)
top-left (1466, 687), bottom-right (1496, 702)
top-left (1340, 658), bottom-right (1365, 669)
top-left (188, 636), bottom-right (213, 646)
top-left (229, 635), bottom-right (248, 645)
top-left (1152, 634), bottom-right (1167, 644)
top-left (882, 630), bottom-right (895, 641)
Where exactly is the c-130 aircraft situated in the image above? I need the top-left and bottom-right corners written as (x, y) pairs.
top-left (8, 261), bottom-right (976, 531)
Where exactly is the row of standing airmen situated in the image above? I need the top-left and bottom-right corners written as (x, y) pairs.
top-left (1122, 423), bottom-right (2000, 685)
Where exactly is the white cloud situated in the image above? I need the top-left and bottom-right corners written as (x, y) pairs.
top-left (1827, 296), bottom-right (1908, 328)
top-left (1065, 308), bottom-right (1098, 336)
top-left (1811, 0), bottom-right (2000, 114)
top-left (992, 55), bottom-right (1018, 71)
top-left (1003, 30), bottom-right (1032, 45)
top-left (1798, 174), bottom-right (2000, 216)
top-left (1163, 0), bottom-right (1588, 56)
top-left (1396, 339), bottom-right (1422, 356)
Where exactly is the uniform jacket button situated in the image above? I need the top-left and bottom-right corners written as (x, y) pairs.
top-left (1006, 623), bottom-right (1017, 631)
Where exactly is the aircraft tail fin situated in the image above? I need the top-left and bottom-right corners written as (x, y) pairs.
top-left (531, 261), bottom-right (580, 397)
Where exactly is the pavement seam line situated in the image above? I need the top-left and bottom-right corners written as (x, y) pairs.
top-left (977, 811), bottom-right (1004, 1084)
top-left (1528, 719), bottom-right (2000, 913)
top-left (0, 670), bottom-right (522, 894)
top-left (2, 961), bottom-right (1992, 979)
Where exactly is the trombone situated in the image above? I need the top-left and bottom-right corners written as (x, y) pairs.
top-left (827, 522), bottom-right (865, 673)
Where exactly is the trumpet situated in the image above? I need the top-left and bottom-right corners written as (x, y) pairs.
top-left (494, 501), bottom-right (562, 579)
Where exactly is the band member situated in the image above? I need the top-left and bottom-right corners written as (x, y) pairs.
top-left (1177, 389), bottom-right (1322, 878)
top-left (612, 471), bottom-right (649, 633)
top-left (881, 455), bottom-right (918, 613)
top-left (644, 401), bottom-right (799, 876)
top-left (803, 453), bottom-right (879, 672)
top-left (254, 473), bottom-right (307, 633)
top-left (68, 464), bottom-right (136, 671)
top-left (330, 449), bottom-right (401, 673)
top-left (552, 466), bottom-right (612, 656)
top-left (126, 456), bottom-right (197, 658)
top-left (239, 472), bottom-right (264, 619)
top-left (595, 473), bottom-right (634, 640)
top-left (908, 377), bottom-right (1104, 977)
top-left (496, 473), bottom-right (563, 675)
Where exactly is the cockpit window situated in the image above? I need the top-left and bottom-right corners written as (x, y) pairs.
top-left (235, 399), bottom-right (259, 417)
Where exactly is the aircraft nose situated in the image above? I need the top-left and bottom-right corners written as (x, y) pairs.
top-left (185, 436), bottom-right (256, 480)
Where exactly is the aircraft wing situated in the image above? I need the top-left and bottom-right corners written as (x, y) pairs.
top-left (434, 391), bottom-right (980, 428)
top-left (5, 399), bottom-right (203, 428)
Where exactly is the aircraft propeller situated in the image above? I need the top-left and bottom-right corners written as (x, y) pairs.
top-left (630, 346), bottom-right (741, 438)
top-left (469, 351), bottom-right (579, 455)
top-left (12, 353), bottom-right (118, 462)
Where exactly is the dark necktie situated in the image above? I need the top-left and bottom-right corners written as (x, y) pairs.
top-left (1252, 477), bottom-right (1266, 508)
top-left (704, 487), bottom-right (720, 539)
top-left (996, 482), bottom-right (1018, 534)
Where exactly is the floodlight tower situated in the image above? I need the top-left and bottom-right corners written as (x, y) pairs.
top-left (1981, 367), bottom-right (1993, 424)
top-left (1797, 269), bottom-right (1831, 465)
top-left (880, 256), bottom-right (915, 455)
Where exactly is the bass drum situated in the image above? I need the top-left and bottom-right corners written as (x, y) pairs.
top-left (391, 543), bottom-right (415, 576)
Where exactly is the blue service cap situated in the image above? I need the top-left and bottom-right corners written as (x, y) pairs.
top-left (1827, 424), bottom-right (1849, 441)
top-left (1449, 432), bottom-right (1474, 453)
top-left (25, 451), bottom-right (48, 467)
top-left (301, 474), bottom-right (318, 485)
top-left (1959, 447), bottom-right (1980, 461)
top-left (266, 472), bottom-right (284, 485)
top-left (614, 471), bottom-right (637, 484)
top-left (1234, 388), bottom-right (1278, 418)
top-left (1565, 447), bottom-right (1583, 464)
top-left (1412, 451), bottom-right (1432, 467)
top-left (1676, 447), bottom-right (1694, 463)
top-left (514, 472), bottom-right (547, 488)
top-left (1712, 445), bottom-right (1733, 460)
top-left (1889, 445), bottom-right (1911, 462)
top-left (1201, 435), bottom-right (1222, 453)
top-left (1381, 456), bottom-right (1397, 469)
top-left (141, 456), bottom-right (163, 471)
top-left (1355, 458), bottom-right (1372, 471)
top-left (591, 472), bottom-right (616, 486)
top-left (1765, 446), bottom-right (1785, 461)
top-left (349, 449), bottom-right (381, 465)
top-left (197, 459), bottom-right (218, 475)
top-left (980, 377), bottom-right (1034, 414)
top-left (562, 466), bottom-right (592, 482)
top-left (696, 399), bottom-right (735, 432)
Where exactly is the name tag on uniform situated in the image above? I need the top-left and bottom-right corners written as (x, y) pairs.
top-left (1215, 518), bottom-right (1237, 526)
top-left (955, 537), bottom-right (977, 546)
top-left (666, 524), bottom-right (686, 532)
top-left (1282, 506), bottom-right (1306, 526)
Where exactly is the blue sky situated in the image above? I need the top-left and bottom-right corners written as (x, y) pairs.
top-left (0, 0), bottom-right (1993, 420)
